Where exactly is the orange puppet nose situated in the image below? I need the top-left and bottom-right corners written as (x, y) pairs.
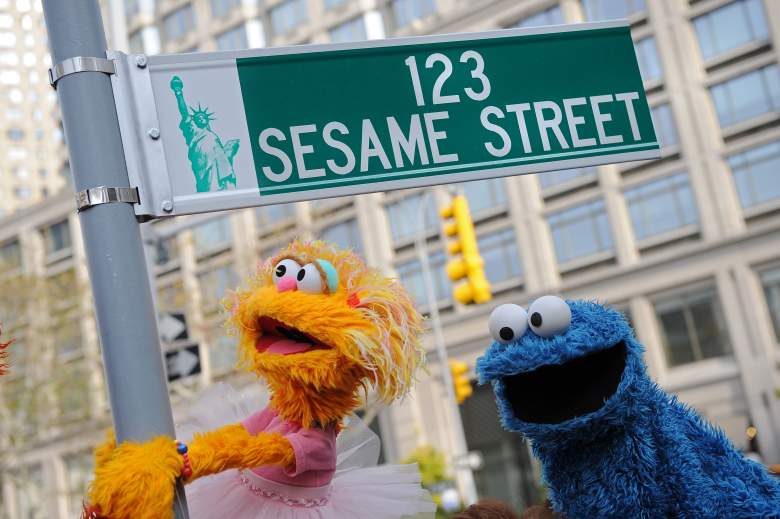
top-left (277, 277), bottom-right (298, 292)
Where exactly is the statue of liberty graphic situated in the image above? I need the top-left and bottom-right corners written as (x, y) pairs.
top-left (170, 75), bottom-right (239, 193)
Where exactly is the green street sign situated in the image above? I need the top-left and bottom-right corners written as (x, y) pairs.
top-left (110, 21), bottom-right (659, 218)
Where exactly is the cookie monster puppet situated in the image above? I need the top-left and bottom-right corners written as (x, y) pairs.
top-left (477, 296), bottom-right (780, 519)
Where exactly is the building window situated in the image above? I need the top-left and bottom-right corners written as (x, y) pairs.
top-left (124, 0), bottom-right (139, 17)
top-left (693, 0), bottom-right (769, 61)
top-left (192, 216), bottom-right (232, 255)
top-left (55, 363), bottom-right (90, 419)
top-left (654, 286), bottom-right (732, 367)
top-left (198, 264), bottom-right (237, 312)
top-left (582, 0), bottom-right (645, 20)
top-left (271, 0), bottom-right (307, 35)
top-left (256, 203), bottom-right (295, 230)
top-left (461, 384), bottom-right (540, 511)
top-left (385, 192), bottom-right (438, 242)
top-left (0, 70), bottom-right (22, 85)
top-left (8, 147), bottom-right (27, 160)
top-left (154, 235), bottom-right (179, 266)
top-left (395, 251), bottom-right (449, 306)
top-left (538, 166), bottom-right (597, 190)
top-left (510, 5), bottom-right (563, 28)
top-left (478, 228), bottom-right (522, 285)
top-left (320, 218), bottom-right (364, 254)
top-left (163, 4), bottom-right (196, 43)
top-left (461, 178), bottom-right (507, 215)
top-left (547, 199), bottom-right (613, 264)
top-left (65, 451), bottom-right (94, 519)
top-left (128, 30), bottom-right (144, 54)
top-left (709, 64), bottom-right (780, 128)
top-left (14, 464), bottom-right (44, 519)
top-left (651, 103), bottom-right (678, 148)
top-left (625, 172), bottom-right (698, 241)
top-left (157, 280), bottom-right (186, 312)
top-left (728, 139), bottom-right (780, 209)
top-left (329, 16), bottom-right (367, 43)
top-left (761, 267), bottom-right (780, 343)
top-left (210, 333), bottom-right (238, 374)
top-left (42, 219), bottom-right (72, 256)
top-left (6, 127), bottom-right (24, 140)
top-left (324, 0), bottom-right (347, 8)
top-left (0, 238), bottom-right (22, 270)
top-left (211, 0), bottom-right (241, 17)
top-left (216, 25), bottom-right (248, 50)
top-left (55, 310), bottom-right (82, 358)
top-left (634, 36), bottom-right (662, 83)
top-left (392, 0), bottom-right (436, 28)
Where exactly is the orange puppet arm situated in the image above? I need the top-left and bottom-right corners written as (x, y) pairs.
top-left (187, 423), bottom-right (295, 481)
top-left (83, 425), bottom-right (294, 519)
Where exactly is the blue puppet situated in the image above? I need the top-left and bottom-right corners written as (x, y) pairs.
top-left (476, 296), bottom-right (780, 519)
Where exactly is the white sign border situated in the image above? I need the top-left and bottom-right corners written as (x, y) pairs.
top-left (113, 20), bottom-right (658, 218)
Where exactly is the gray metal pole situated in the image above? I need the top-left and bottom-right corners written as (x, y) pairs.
top-left (414, 192), bottom-right (478, 506)
top-left (41, 1), bottom-right (188, 516)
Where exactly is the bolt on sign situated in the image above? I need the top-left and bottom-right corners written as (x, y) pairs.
top-left (110, 21), bottom-right (659, 218)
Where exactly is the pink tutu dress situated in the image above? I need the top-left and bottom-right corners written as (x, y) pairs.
top-left (179, 384), bottom-right (435, 519)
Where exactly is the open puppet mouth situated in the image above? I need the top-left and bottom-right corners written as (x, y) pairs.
top-left (255, 316), bottom-right (330, 355)
top-left (502, 341), bottom-right (627, 424)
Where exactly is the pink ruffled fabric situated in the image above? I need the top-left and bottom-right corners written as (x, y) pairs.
top-left (186, 464), bottom-right (435, 519)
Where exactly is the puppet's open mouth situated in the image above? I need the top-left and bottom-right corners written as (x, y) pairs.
top-left (502, 341), bottom-right (627, 424)
top-left (255, 317), bottom-right (330, 355)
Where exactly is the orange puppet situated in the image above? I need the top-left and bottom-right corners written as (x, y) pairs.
top-left (84, 240), bottom-right (435, 519)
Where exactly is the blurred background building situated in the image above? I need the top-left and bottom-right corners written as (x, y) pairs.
top-left (1, 0), bottom-right (780, 516)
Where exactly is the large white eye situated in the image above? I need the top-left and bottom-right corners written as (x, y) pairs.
top-left (297, 263), bottom-right (325, 294)
top-left (488, 304), bottom-right (528, 344)
top-left (528, 295), bottom-right (571, 338)
top-left (273, 258), bottom-right (301, 286)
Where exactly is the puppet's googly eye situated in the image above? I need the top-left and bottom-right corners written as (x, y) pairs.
top-left (297, 263), bottom-right (325, 294)
top-left (528, 295), bottom-right (571, 338)
top-left (273, 258), bottom-right (301, 286)
top-left (488, 304), bottom-right (528, 344)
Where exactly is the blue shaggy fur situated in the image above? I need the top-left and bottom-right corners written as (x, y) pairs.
top-left (476, 299), bottom-right (780, 519)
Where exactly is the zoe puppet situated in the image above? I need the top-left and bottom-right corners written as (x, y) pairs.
top-left (83, 240), bottom-right (435, 519)
top-left (477, 296), bottom-right (780, 519)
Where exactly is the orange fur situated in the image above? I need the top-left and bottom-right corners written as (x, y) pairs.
top-left (86, 435), bottom-right (183, 519)
top-left (188, 424), bottom-right (295, 481)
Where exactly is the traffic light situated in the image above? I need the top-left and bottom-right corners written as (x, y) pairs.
top-left (450, 360), bottom-right (473, 404)
top-left (440, 195), bottom-right (492, 304)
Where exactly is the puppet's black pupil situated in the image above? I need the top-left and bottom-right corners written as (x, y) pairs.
top-left (297, 269), bottom-right (306, 281)
top-left (530, 312), bottom-right (543, 327)
top-left (499, 327), bottom-right (514, 341)
top-left (276, 265), bottom-right (286, 277)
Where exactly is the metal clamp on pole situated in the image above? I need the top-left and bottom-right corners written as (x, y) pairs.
top-left (49, 56), bottom-right (115, 88)
top-left (76, 186), bottom-right (140, 212)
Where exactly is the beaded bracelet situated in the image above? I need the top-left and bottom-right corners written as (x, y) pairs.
top-left (176, 440), bottom-right (192, 479)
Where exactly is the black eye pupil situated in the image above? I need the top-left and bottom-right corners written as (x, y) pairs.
top-left (499, 327), bottom-right (514, 341)
top-left (530, 312), bottom-right (543, 327)
top-left (297, 269), bottom-right (306, 281)
top-left (275, 265), bottom-right (286, 277)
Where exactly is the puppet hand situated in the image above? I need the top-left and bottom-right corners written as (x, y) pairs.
top-left (85, 435), bottom-right (183, 519)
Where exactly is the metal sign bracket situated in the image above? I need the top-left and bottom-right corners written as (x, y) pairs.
top-left (48, 56), bottom-right (116, 88)
top-left (107, 50), bottom-right (174, 219)
top-left (76, 186), bottom-right (140, 212)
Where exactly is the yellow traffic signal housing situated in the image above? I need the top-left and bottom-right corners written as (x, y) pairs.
top-left (440, 195), bottom-right (492, 305)
top-left (450, 360), bottom-right (473, 404)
